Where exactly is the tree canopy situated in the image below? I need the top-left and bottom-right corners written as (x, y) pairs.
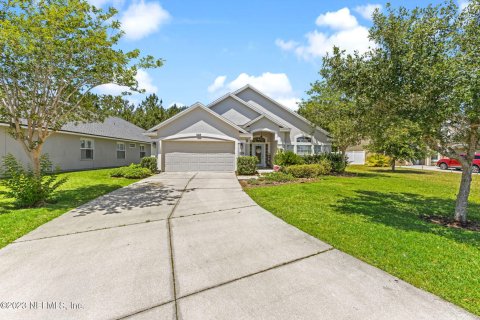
top-left (0, 0), bottom-right (162, 172)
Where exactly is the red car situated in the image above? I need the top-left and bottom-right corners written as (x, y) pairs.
top-left (437, 154), bottom-right (480, 173)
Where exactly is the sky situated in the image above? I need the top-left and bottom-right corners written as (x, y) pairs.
top-left (91, 0), bottom-right (468, 110)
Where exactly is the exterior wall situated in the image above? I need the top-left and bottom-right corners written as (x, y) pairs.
top-left (209, 96), bottom-right (260, 126)
top-left (235, 88), bottom-right (330, 148)
top-left (0, 126), bottom-right (152, 171)
top-left (156, 107), bottom-right (242, 139)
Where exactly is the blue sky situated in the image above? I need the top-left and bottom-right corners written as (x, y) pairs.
top-left (92, 0), bottom-right (465, 110)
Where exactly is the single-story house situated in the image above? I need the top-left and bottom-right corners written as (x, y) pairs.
top-left (146, 85), bottom-right (331, 172)
top-left (0, 117), bottom-right (154, 171)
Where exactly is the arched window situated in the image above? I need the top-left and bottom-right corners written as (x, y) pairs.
top-left (252, 136), bottom-right (266, 143)
top-left (296, 136), bottom-right (312, 143)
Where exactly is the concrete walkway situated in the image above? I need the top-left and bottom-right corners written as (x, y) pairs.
top-left (0, 172), bottom-right (477, 320)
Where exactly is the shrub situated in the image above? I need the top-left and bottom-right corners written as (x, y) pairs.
top-left (110, 164), bottom-right (152, 179)
top-left (274, 150), bottom-right (304, 166)
top-left (1, 154), bottom-right (67, 207)
top-left (261, 172), bottom-right (295, 183)
top-left (366, 154), bottom-right (391, 167)
top-left (303, 153), bottom-right (347, 173)
top-left (237, 156), bottom-right (258, 175)
top-left (140, 156), bottom-right (157, 173)
top-left (282, 162), bottom-right (332, 178)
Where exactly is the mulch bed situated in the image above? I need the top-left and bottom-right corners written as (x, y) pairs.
top-left (422, 215), bottom-right (480, 232)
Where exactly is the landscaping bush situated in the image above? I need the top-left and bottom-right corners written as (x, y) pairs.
top-left (303, 153), bottom-right (347, 173)
top-left (237, 156), bottom-right (258, 175)
top-left (110, 164), bottom-right (152, 179)
top-left (262, 172), bottom-right (295, 183)
top-left (282, 162), bottom-right (332, 178)
top-left (274, 150), bottom-right (304, 166)
top-left (140, 156), bottom-right (157, 173)
top-left (366, 153), bottom-right (391, 167)
top-left (0, 154), bottom-right (67, 207)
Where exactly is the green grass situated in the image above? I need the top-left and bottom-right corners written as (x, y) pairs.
top-left (245, 166), bottom-right (480, 315)
top-left (0, 169), bottom-right (138, 249)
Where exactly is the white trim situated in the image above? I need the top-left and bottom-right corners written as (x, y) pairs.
top-left (146, 102), bottom-right (249, 134)
top-left (243, 114), bottom-right (291, 130)
top-left (233, 84), bottom-right (331, 137)
top-left (129, 143), bottom-right (136, 148)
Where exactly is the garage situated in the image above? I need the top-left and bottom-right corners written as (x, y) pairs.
top-left (163, 140), bottom-right (235, 172)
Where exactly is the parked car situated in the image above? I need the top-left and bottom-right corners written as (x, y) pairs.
top-left (436, 154), bottom-right (480, 173)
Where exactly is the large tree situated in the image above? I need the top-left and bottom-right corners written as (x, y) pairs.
top-left (0, 0), bottom-right (162, 173)
top-left (322, 1), bottom-right (480, 224)
top-left (298, 81), bottom-right (363, 159)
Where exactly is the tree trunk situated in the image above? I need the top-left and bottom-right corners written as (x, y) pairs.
top-left (340, 147), bottom-right (347, 159)
top-left (391, 157), bottom-right (396, 171)
top-left (29, 147), bottom-right (43, 176)
top-left (454, 163), bottom-right (473, 226)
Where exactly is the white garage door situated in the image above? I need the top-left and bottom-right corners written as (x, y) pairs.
top-left (163, 141), bottom-right (235, 172)
top-left (346, 151), bottom-right (366, 165)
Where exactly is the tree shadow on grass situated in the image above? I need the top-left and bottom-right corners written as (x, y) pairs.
top-left (333, 190), bottom-right (480, 247)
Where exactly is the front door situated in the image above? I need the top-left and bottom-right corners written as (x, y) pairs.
top-left (253, 143), bottom-right (265, 167)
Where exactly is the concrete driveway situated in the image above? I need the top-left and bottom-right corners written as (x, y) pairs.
top-left (0, 172), bottom-right (477, 320)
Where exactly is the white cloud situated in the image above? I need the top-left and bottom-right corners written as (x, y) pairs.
top-left (275, 39), bottom-right (299, 51)
top-left (354, 4), bottom-right (382, 20)
top-left (121, 1), bottom-right (171, 40)
top-left (207, 72), bottom-right (300, 110)
top-left (276, 7), bottom-right (374, 60)
top-left (316, 8), bottom-right (358, 30)
top-left (93, 69), bottom-right (157, 102)
top-left (207, 75), bottom-right (227, 93)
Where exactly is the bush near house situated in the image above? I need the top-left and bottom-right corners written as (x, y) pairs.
top-left (303, 153), bottom-right (348, 173)
top-left (366, 153), bottom-right (392, 167)
top-left (237, 156), bottom-right (258, 175)
top-left (262, 172), bottom-right (296, 183)
top-left (0, 154), bottom-right (67, 208)
top-left (274, 150), bottom-right (304, 166)
top-left (282, 162), bottom-right (332, 178)
top-left (140, 156), bottom-right (157, 173)
top-left (110, 164), bottom-right (152, 179)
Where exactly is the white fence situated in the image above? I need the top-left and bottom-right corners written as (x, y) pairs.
top-left (346, 151), bottom-right (366, 165)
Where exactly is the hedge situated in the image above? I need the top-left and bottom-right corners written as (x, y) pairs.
top-left (140, 156), bottom-right (157, 173)
top-left (282, 162), bottom-right (332, 178)
top-left (237, 156), bottom-right (258, 175)
top-left (110, 164), bottom-right (152, 179)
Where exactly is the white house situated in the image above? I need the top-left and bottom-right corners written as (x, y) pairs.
top-left (146, 85), bottom-right (331, 172)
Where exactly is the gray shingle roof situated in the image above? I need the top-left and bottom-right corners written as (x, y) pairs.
top-left (61, 117), bottom-right (151, 143)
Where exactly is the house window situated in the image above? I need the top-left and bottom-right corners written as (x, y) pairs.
top-left (139, 144), bottom-right (146, 158)
top-left (296, 145), bottom-right (312, 155)
top-left (80, 138), bottom-right (94, 160)
top-left (283, 144), bottom-right (294, 152)
top-left (129, 143), bottom-right (136, 148)
top-left (252, 136), bottom-right (266, 143)
top-left (296, 136), bottom-right (312, 143)
top-left (116, 142), bottom-right (126, 159)
top-left (314, 145), bottom-right (323, 154)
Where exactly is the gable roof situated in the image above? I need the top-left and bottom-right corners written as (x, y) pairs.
top-left (146, 102), bottom-right (249, 134)
top-left (206, 93), bottom-right (262, 115)
top-left (233, 84), bottom-right (330, 136)
top-left (60, 117), bottom-right (151, 142)
top-left (243, 114), bottom-right (290, 130)
top-left (2, 117), bottom-right (151, 143)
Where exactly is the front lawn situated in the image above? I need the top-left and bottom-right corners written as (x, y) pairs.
top-left (0, 169), bottom-right (139, 249)
top-left (245, 166), bottom-right (480, 315)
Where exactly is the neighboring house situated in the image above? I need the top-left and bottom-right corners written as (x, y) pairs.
top-left (0, 117), bottom-right (153, 171)
top-left (146, 85), bottom-right (331, 172)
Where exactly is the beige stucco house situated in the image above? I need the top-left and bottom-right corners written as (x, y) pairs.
top-left (146, 85), bottom-right (331, 172)
top-left (0, 117), bottom-right (153, 171)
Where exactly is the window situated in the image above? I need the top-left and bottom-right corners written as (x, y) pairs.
top-left (80, 138), bottom-right (94, 160)
top-left (139, 145), bottom-right (146, 158)
top-left (252, 136), bottom-right (266, 142)
top-left (296, 145), bottom-right (312, 155)
top-left (129, 143), bottom-right (136, 148)
top-left (314, 145), bottom-right (323, 154)
top-left (296, 136), bottom-right (312, 143)
top-left (116, 142), bottom-right (126, 159)
top-left (475, 155), bottom-right (480, 160)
